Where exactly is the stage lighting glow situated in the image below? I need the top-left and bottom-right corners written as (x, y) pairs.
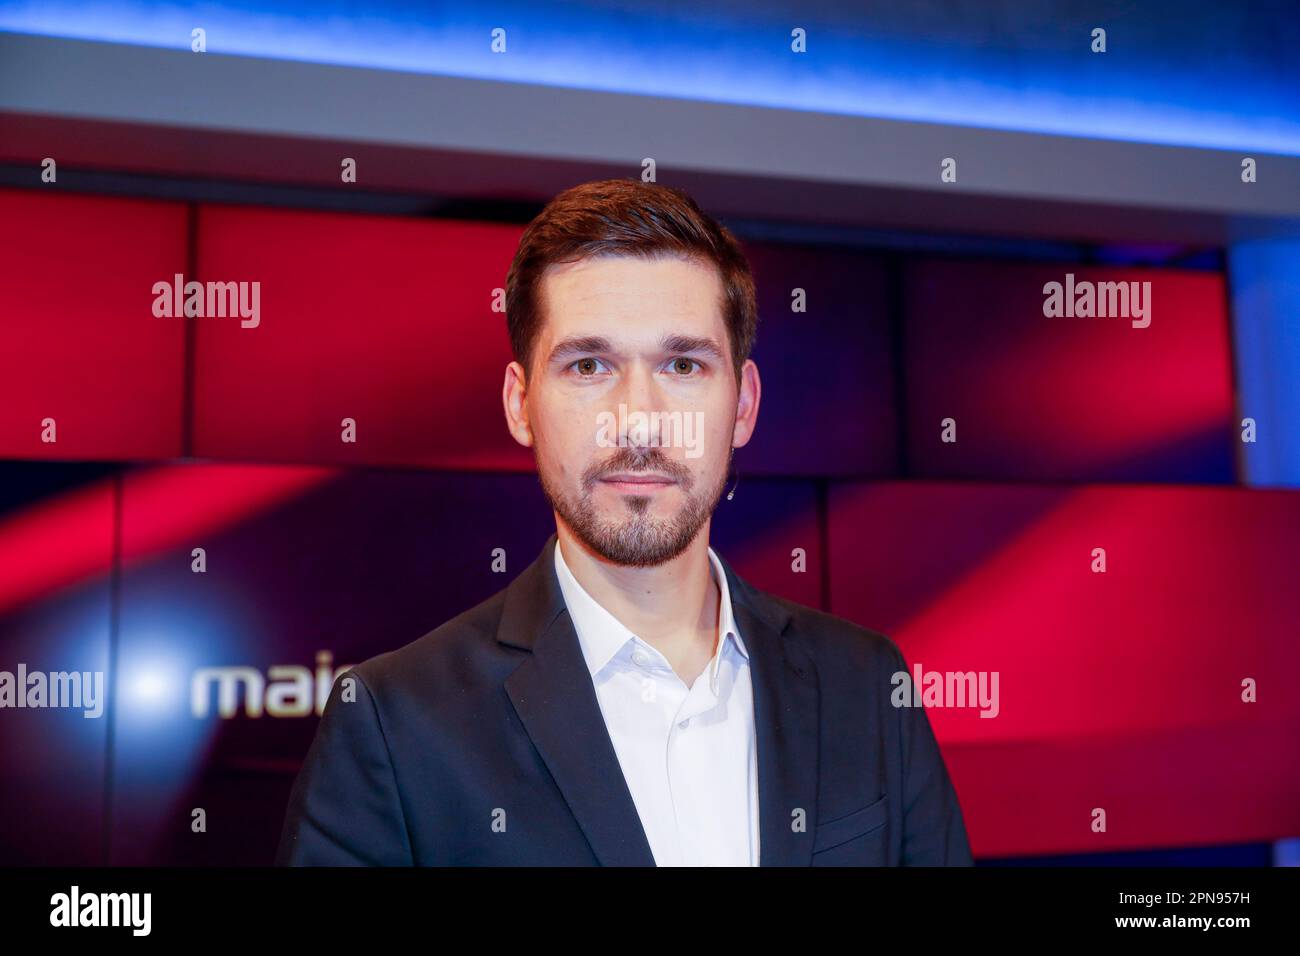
top-left (2, 1), bottom-right (1298, 155)
top-left (124, 665), bottom-right (177, 712)
top-left (116, 633), bottom-right (194, 725)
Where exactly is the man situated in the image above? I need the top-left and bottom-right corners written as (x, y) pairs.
top-left (276, 178), bottom-right (973, 866)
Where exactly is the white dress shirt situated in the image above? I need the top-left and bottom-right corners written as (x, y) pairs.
top-left (553, 541), bottom-right (760, 866)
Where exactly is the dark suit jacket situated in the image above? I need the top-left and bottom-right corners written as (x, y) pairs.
top-left (276, 533), bottom-right (974, 865)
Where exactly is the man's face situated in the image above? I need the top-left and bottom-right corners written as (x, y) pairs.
top-left (504, 254), bottom-right (758, 567)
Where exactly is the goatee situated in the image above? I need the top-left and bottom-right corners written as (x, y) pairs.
top-left (537, 445), bottom-right (728, 567)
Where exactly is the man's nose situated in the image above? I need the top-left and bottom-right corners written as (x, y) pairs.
top-left (613, 364), bottom-right (664, 448)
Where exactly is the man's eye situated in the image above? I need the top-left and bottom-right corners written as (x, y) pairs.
top-left (668, 357), bottom-right (701, 375)
top-left (572, 357), bottom-right (606, 376)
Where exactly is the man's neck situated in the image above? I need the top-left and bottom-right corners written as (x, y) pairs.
top-left (556, 522), bottom-right (721, 684)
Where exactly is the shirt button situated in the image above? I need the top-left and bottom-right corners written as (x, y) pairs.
top-left (678, 717), bottom-right (691, 730)
top-left (632, 650), bottom-right (652, 668)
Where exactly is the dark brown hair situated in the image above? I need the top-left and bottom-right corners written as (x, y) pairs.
top-left (505, 178), bottom-right (757, 382)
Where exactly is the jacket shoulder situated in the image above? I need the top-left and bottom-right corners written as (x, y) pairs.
top-left (343, 584), bottom-right (515, 697)
top-left (762, 591), bottom-right (906, 675)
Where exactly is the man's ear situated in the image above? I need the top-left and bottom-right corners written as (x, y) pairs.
top-left (502, 360), bottom-right (534, 447)
top-left (731, 359), bottom-right (761, 448)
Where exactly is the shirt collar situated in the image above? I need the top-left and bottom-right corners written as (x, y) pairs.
top-left (553, 539), bottom-right (749, 679)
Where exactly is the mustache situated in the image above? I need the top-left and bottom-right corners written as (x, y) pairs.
top-left (583, 446), bottom-right (693, 489)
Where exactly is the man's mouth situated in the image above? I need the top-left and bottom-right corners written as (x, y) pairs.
top-left (598, 472), bottom-right (678, 492)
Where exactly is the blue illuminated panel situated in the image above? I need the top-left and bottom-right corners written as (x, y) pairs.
top-left (2, 0), bottom-right (1299, 154)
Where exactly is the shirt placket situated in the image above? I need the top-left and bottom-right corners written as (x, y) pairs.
top-left (667, 646), bottom-right (729, 865)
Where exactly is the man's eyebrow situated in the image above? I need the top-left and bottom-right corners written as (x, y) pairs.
top-left (546, 335), bottom-right (614, 364)
top-left (660, 334), bottom-right (725, 360)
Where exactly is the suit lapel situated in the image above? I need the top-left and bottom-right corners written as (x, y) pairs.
top-left (500, 533), bottom-right (820, 867)
top-left (501, 534), bottom-right (656, 866)
top-left (715, 550), bottom-right (820, 866)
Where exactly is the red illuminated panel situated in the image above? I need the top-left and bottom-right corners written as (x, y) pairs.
top-left (0, 189), bottom-right (189, 460)
top-left (0, 476), bottom-right (116, 616)
top-left (828, 481), bottom-right (1300, 856)
top-left (191, 206), bottom-right (532, 469)
top-left (903, 260), bottom-right (1235, 481)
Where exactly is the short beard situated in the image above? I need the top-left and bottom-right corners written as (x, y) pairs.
top-left (538, 445), bottom-right (729, 568)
